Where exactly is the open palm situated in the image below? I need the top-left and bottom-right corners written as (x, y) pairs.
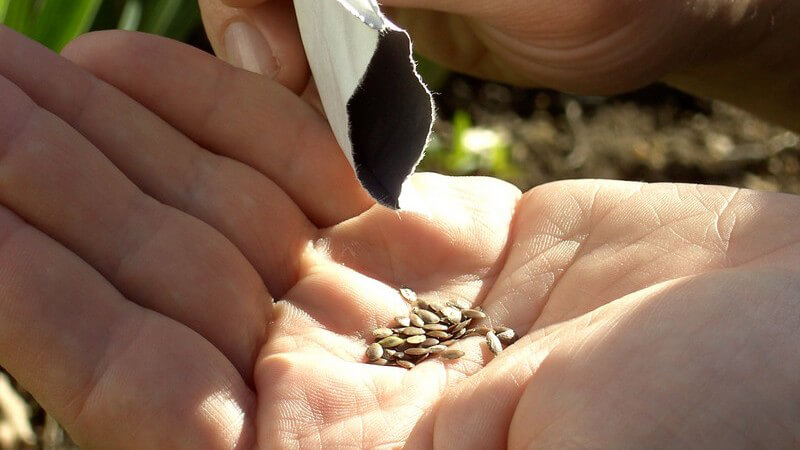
top-left (1, 28), bottom-right (798, 450)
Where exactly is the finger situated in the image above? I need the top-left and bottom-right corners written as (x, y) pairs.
top-left (65, 30), bottom-right (374, 227)
top-left (199, 0), bottom-right (310, 93)
top-left (0, 25), bottom-right (312, 297)
top-left (0, 206), bottom-right (255, 449)
top-left (0, 72), bottom-right (267, 378)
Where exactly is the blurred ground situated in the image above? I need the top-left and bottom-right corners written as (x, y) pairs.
top-left (422, 76), bottom-right (800, 195)
top-left (2, 41), bottom-right (799, 450)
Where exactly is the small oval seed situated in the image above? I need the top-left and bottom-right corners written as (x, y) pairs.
top-left (378, 336), bottom-right (405, 348)
top-left (441, 306), bottom-right (462, 323)
top-left (496, 329), bottom-right (516, 344)
top-left (372, 358), bottom-right (388, 366)
top-left (420, 338), bottom-right (439, 347)
top-left (396, 360), bottom-right (415, 369)
top-left (366, 343), bottom-right (384, 361)
top-left (440, 339), bottom-right (456, 346)
top-left (372, 328), bottom-right (394, 339)
top-left (383, 349), bottom-right (397, 358)
top-left (415, 298), bottom-right (429, 310)
top-left (441, 349), bottom-right (465, 360)
top-left (416, 309), bottom-right (440, 324)
top-left (453, 328), bottom-right (467, 339)
top-left (405, 347), bottom-right (430, 356)
top-left (423, 323), bottom-right (448, 331)
top-left (409, 313), bottom-right (425, 328)
top-left (462, 309), bottom-right (487, 319)
top-left (405, 335), bottom-right (426, 345)
top-left (395, 316), bottom-right (411, 327)
top-left (427, 345), bottom-right (447, 354)
top-left (399, 287), bottom-right (417, 303)
top-left (486, 331), bottom-right (503, 355)
top-left (451, 319), bottom-right (472, 333)
top-left (402, 327), bottom-right (426, 336)
top-left (426, 330), bottom-right (451, 339)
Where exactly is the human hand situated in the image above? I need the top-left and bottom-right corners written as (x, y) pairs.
top-left (199, 0), bottom-right (800, 131)
top-left (2, 26), bottom-right (799, 449)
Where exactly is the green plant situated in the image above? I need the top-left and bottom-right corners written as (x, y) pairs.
top-left (0, 0), bottom-right (201, 52)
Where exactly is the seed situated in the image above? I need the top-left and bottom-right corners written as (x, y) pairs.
top-left (372, 358), bottom-right (388, 366)
top-left (395, 351), bottom-right (406, 359)
top-left (466, 326), bottom-right (491, 337)
top-left (452, 328), bottom-right (467, 339)
top-left (420, 338), bottom-right (439, 347)
top-left (427, 345), bottom-right (447, 354)
top-left (405, 335), bottom-right (426, 345)
top-left (426, 330), bottom-right (450, 339)
top-left (427, 303), bottom-right (442, 313)
top-left (395, 316), bottom-right (411, 327)
top-left (384, 349), bottom-right (397, 358)
top-left (372, 328), bottom-right (394, 339)
top-left (423, 323), bottom-right (448, 331)
top-left (496, 328), bottom-right (516, 344)
top-left (415, 353), bottom-right (430, 363)
top-left (415, 298), bottom-right (429, 310)
top-left (396, 360), bottom-right (415, 369)
top-left (486, 331), bottom-right (503, 355)
top-left (409, 313), bottom-right (425, 328)
top-left (405, 347), bottom-right (430, 356)
top-left (366, 343), bottom-right (384, 361)
top-left (416, 309), bottom-right (440, 324)
top-left (441, 349), bottom-right (465, 360)
top-left (378, 336), bottom-right (404, 348)
top-left (447, 299), bottom-right (471, 310)
top-left (462, 309), bottom-right (486, 319)
top-left (440, 306), bottom-right (462, 323)
top-left (451, 319), bottom-right (472, 333)
top-left (440, 339), bottom-right (456, 346)
top-left (402, 327), bottom-right (425, 336)
top-left (399, 286), bottom-right (417, 303)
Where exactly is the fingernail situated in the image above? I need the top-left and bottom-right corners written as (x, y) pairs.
top-left (224, 21), bottom-right (279, 77)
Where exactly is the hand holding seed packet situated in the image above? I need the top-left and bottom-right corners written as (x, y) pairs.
top-left (0, 0), bottom-right (799, 448)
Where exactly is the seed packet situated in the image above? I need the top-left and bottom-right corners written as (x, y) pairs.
top-left (294, 0), bottom-right (434, 208)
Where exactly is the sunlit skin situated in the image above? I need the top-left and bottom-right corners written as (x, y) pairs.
top-left (0, 25), bottom-right (798, 448)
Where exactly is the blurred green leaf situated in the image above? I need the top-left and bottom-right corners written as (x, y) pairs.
top-left (28, 0), bottom-right (102, 51)
top-left (138, 0), bottom-right (199, 40)
top-left (0, 1), bottom-right (9, 24)
top-left (2, 0), bottom-right (35, 32)
top-left (118, 0), bottom-right (143, 31)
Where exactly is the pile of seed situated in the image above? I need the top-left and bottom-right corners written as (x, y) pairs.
top-left (365, 287), bottom-right (517, 369)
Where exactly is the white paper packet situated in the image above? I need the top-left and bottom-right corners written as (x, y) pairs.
top-left (293, 0), bottom-right (434, 209)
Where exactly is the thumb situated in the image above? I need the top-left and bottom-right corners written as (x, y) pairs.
top-left (199, 0), bottom-right (310, 93)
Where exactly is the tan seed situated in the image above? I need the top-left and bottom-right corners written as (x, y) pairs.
top-left (441, 306), bottom-right (462, 323)
top-left (453, 328), bottom-right (467, 339)
top-left (451, 319), bottom-right (472, 333)
top-left (426, 330), bottom-right (451, 339)
top-left (486, 331), bottom-right (503, 355)
top-left (440, 339), bottom-right (456, 346)
top-left (462, 309), bottom-right (487, 319)
top-left (396, 360), bottom-right (415, 369)
top-left (423, 323), bottom-right (448, 331)
top-left (427, 303), bottom-right (442, 313)
top-left (378, 336), bottom-right (404, 348)
top-left (402, 327), bottom-right (425, 336)
top-left (366, 343), bottom-right (384, 361)
top-left (496, 329), bottom-right (516, 344)
top-left (428, 345), bottom-right (447, 354)
top-left (420, 338), bottom-right (439, 347)
top-left (415, 298), bottom-right (429, 310)
top-left (372, 328), bottom-right (394, 339)
top-left (405, 335), bottom-right (426, 345)
top-left (395, 351), bottom-right (406, 359)
top-left (409, 313), bottom-right (425, 328)
top-left (372, 358), bottom-right (388, 366)
top-left (384, 349), bottom-right (397, 358)
top-left (395, 316), bottom-right (411, 327)
top-left (399, 287), bottom-right (417, 303)
top-left (448, 299), bottom-right (472, 310)
top-left (416, 309), bottom-right (440, 324)
top-left (405, 347), bottom-right (430, 356)
top-left (441, 349), bottom-right (465, 360)
top-left (415, 353), bottom-right (430, 363)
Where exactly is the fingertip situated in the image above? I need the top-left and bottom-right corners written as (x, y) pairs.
top-left (200, 0), bottom-right (310, 94)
